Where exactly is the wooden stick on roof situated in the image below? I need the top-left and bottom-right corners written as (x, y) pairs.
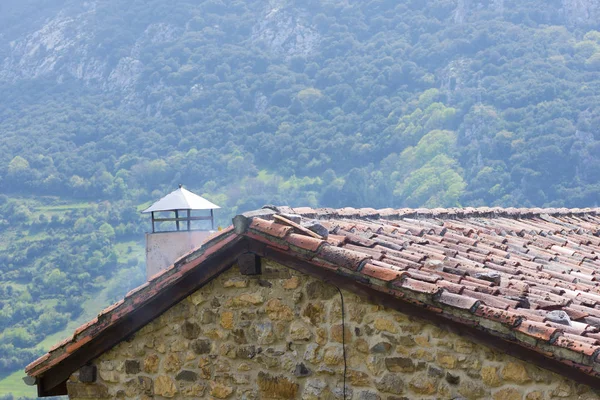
top-left (273, 214), bottom-right (323, 239)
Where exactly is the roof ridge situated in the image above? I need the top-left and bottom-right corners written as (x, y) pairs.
top-left (262, 206), bottom-right (600, 221)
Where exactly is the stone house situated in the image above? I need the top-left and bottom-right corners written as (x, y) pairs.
top-left (24, 206), bottom-right (600, 399)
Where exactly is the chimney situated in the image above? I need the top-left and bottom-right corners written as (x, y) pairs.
top-left (141, 185), bottom-right (220, 280)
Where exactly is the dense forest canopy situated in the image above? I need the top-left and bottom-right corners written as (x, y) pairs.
top-left (2, 0), bottom-right (600, 209)
top-left (1, 0), bottom-right (600, 394)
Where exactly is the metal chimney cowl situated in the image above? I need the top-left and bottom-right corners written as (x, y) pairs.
top-left (142, 185), bottom-right (220, 280)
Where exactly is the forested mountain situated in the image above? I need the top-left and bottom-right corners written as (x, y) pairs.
top-left (1, 0), bottom-right (600, 396)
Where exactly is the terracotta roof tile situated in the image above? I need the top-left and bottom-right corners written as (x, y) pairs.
top-left (406, 270), bottom-right (442, 283)
top-left (65, 336), bottom-right (92, 354)
top-left (25, 352), bottom-right (50, 373)
top-left (73, 317), bottom-right (99, 336)
top-left (245, 231), bottom-right (289, 250)
top-left (436, 280), bottom-right (465, 293)
top-left (361, 263), bottom-right (405, 282)
top-left (343, 232), bottom-right (378, 247)
top-left (291, 207), bottom-right (317, 218)
top-left (514, 320), bottom-right (561, 342)
top-left (463, 289), bottom-right (516, 309)
top-left (318, 245), bottom-right (371, 271)
top-left (396, 277), bottom-right (442, 294)
top-left (325, 234), bottom-right (346, 246)
top-left (554, 335), bottom-right (600, 358)
top-left (344, 244), bottom-right (384, 260)
top-left (49, 336), bottom-right (72, 353)
top-left (436, 290), bottom-right (480, 311)
top-left (381, 254), bottom-right (422, 269)
top-left (286, 233), bottom-right (326, 252)
top-left (249, 218), bottom-right (293, 239)
top-left (474, 305), bottom-right (523, 327)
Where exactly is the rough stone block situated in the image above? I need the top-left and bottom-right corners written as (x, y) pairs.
top-left (79, 365), bottom-right (97, 383)
top-left (220, 311), bottom-right (234, 329)
top-left (181, 321), bottom-right (201, 339)
top-left (458, 379), bottom-right (487, 399)
top-left (305, 281), bottom-right (337, 300)
top-left (493, 387), bottom-right (523, 400)
top-left (481, 365), bottom-right (501, 387)
top-left (210, 381), bottom-right (234, 398)
top-left (385, 357), bottom-right (415, 373)
top-left (265, 298), bottom-right (294, 321)
top-left (323, 346), bottom-right (344, 366)
top-left (437, 352), bottom-right (458, 369)
top-left (348, 369), bottom-right (370, 386)
top-left (331, 324), bottom-right (352, 343)
top-left (237, 345), bottom-right (257, 359)
top-left (409, 374), bottom-right (438, 395)
top-left (501, 362), bottom-right (531, 384)
top-left (283, 276), bottom-right (300, 289)
top-left (201, 309), bottom-right (216, 324)
top-left (191, 338), bottom-right (212, 354)
top-left (375, 373), bottom-right (404, 395)
top-left (374, 318), bottom-right (397, 333)
top-left (143, 354), bottom-right (159, 373)
top-left (303, 302), bottom-right (325, 325)
top-left (66, 382), bottom-right (109, 398)
top-left (294, 363), bottom-right (311, 378)
top-left (124, 360), bottom-right (140, 374)
top-left (289, 320), bottom-right (312, 341)
top-left (175, 370), bottom-right (198, 382)
top-left (257, 372), bottom-right (299, 399)
top-left (446, 371), bottom-right (460, 385)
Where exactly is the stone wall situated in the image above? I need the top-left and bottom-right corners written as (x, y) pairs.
top-left (67, 259), bottom-right (600, 399)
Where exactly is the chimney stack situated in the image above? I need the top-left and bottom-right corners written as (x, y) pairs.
top-left (141, 185), bottom-right (220, 280)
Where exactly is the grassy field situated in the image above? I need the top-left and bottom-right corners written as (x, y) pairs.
top-left (37, 203), bottom-right (93, 212)
top-left (0, 368), bottom-right (37, 398)
top-left (113, 240), bottom-right (145, 264)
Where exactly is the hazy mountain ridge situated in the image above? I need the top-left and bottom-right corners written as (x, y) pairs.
top-left (2, 0), bottom-right (598, 92)
top-left (1, 0), bottom-right (599, 207)
top-left (0, 1), bottom-right (322, 110)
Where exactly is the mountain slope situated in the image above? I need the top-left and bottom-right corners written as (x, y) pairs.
top-left (1, 0), bottom-right (599, 208)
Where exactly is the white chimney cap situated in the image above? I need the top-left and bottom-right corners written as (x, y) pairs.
top-left (142, 186), bottom-right (220, 213)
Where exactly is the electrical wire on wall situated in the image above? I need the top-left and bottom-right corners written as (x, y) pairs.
top-left (333, 284), bottom-right (347, 400)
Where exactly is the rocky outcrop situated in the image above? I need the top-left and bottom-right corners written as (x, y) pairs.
top-left (561, 0), bottom-right (600, 26)
top-left (0, 3), bottom-right (104, 84)
top-left (452, 0), bottom-right (600, 26)
top-left (251, 5), bottom-right (320, 58)
top-left (0, 3), bottom-right (181, 110)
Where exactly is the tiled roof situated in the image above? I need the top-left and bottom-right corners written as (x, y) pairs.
top-left (25, 206), bottom-right (600, 394)
top-left (242, 206), bottom-right (600, 378)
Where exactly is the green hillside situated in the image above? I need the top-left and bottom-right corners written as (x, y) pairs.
top-left (0, 197), bottom-right (146, 391)
top-left (1, 0), bottom-right (600, 397)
